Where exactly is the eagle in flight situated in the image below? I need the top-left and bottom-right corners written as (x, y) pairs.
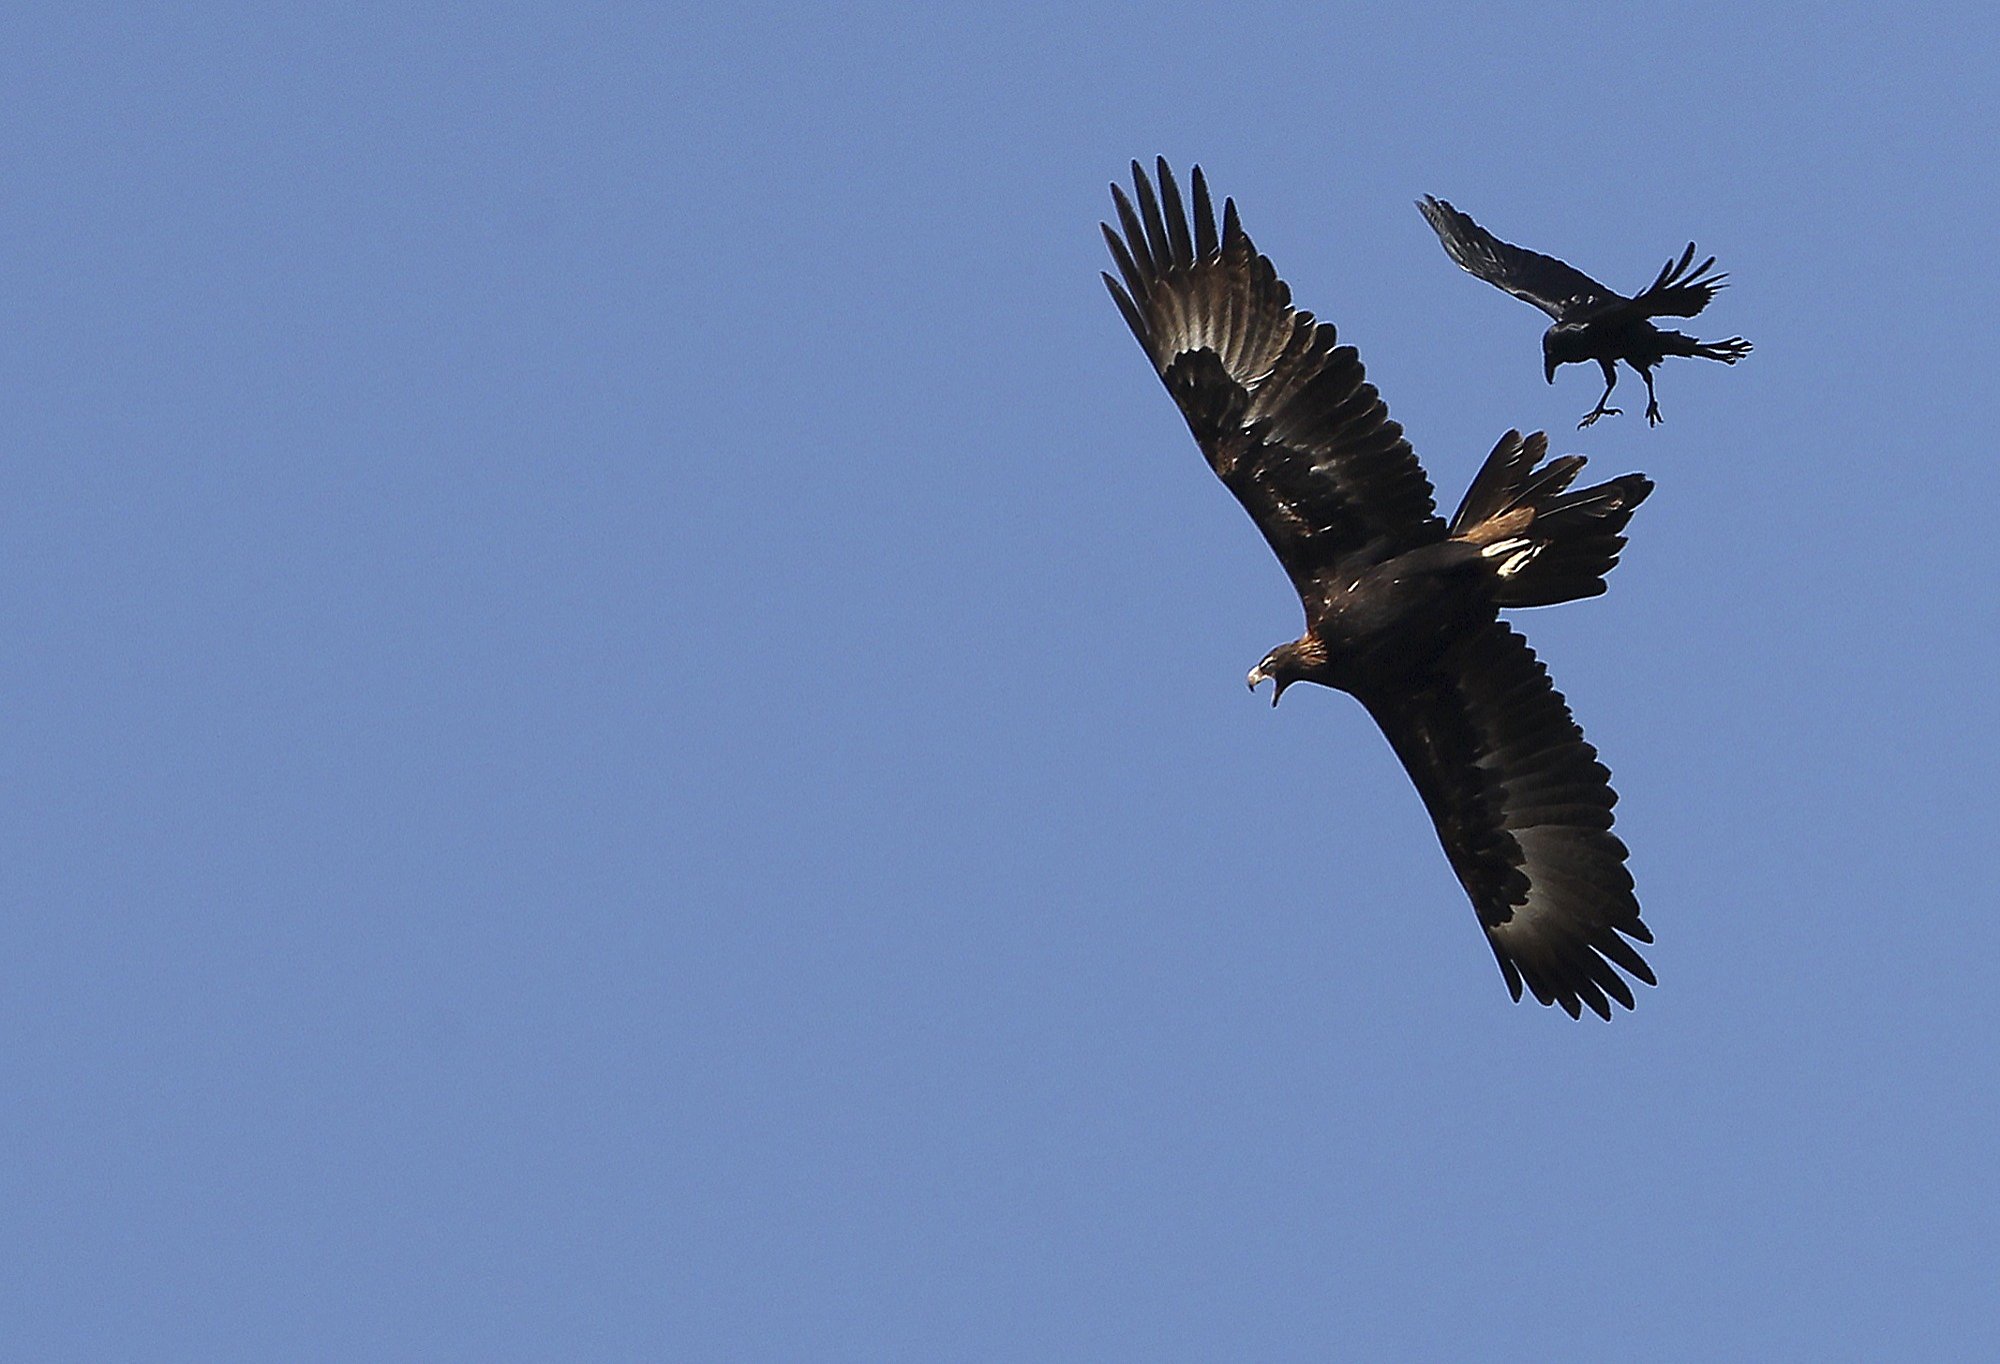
top-left (1419, 195), bottom-right (1750, 428)
top-left (1103, 160), bottom-right (1656, 1017)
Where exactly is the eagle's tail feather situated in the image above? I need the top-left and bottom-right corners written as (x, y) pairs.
top-left (1451, 432), bottom-right (1653, 608)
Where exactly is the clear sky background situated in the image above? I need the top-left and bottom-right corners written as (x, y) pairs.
top-left (4, 4), bottom-right (1996, 1359)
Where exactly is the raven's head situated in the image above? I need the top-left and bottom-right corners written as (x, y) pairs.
top-left (1247, 638), bottom-right (1326, 707)
top-left (1543, 324), bottom-right (1594, 381)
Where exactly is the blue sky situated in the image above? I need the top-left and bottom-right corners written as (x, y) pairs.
top-left (4, 4), bottom-right (1997, 1358)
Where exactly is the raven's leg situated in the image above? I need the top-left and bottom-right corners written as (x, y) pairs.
top-left (1578, 359), bottom-right (1622, 428)
top-left (1639, 365), bottom-right (1662, 426)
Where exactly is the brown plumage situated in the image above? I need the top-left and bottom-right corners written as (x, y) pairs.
top-left (1105, 160), bottom-right (1657, 1018)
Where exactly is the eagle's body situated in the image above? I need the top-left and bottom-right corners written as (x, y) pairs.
top-left (1264, 539), bottom-right (1487, 692)
top-left (1419, 195), bottom-right (1751, 428)
top-left (1105, 161), bottom-right (1657, 1018)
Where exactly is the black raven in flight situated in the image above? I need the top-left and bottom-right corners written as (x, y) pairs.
top-left (1104, 160), bottom-right (1656, 1018)
top-left (1419, 196), bottom-right (1751, 429)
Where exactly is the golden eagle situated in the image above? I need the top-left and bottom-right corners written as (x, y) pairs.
top-left (1104, 160), bottom-right (1656, 1018)
top-left (1418, 195), bottom-right (1751, 428)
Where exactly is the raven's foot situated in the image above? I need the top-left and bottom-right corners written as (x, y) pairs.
top-left (1645, 400), bottom-right (1663, 426)
top-left (1577, 405), bottom-right (1622, 429)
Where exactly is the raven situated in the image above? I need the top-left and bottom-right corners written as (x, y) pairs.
top-left (1419, 196), bottom-right (1751, 428)
top-left (1104, 160), bottom-right (1657, 1018)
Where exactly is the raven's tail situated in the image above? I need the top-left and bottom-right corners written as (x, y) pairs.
top-left (1659, 331), bottom-right (1752, 364)
top-left (1451, 431), bottom-right (1654, 608)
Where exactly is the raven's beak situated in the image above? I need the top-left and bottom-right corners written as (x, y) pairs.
top-left (1543, 355), bottom-right (1558, 385)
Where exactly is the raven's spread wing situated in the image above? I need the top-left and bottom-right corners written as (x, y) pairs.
top-left (1418, 197), bottom-right (1619, 322)
top-left (1629, 242), bottom-right (1728, 319)
top-left (1105, 160), bottom-right (1443, 593)
top-left (1361, 622), bottom-right (1653, 1018)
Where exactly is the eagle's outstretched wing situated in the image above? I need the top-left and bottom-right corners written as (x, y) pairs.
top-left (1418, 196), bottom-right (1618, 322)
top-left (1361, 622), bottom-right (1654, 1018)
top-left (1104, 160), bottom-right (1443, 593)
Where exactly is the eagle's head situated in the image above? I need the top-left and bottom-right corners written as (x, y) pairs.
top-left (1246, 638), bottom-right (1326, 706)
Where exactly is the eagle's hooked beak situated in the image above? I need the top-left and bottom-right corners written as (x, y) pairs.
top-left (1247, 665), bottom-right (1283, 706)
